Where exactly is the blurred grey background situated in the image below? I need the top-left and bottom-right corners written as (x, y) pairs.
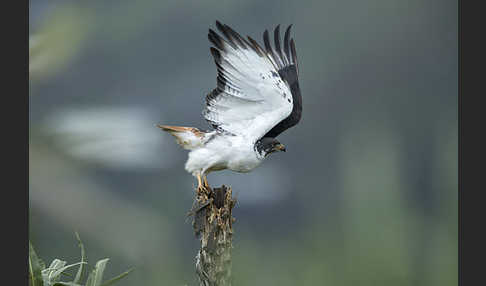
top-left (29, 0), bottom-right (457, 285)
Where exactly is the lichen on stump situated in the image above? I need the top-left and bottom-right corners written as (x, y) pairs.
top-left (190, 184), bottom-right (236, 286)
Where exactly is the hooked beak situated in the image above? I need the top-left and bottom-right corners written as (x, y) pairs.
top-left (275, 143), bottom-right (286, 152)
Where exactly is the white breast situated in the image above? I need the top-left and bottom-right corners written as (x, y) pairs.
top-left (184, 134), bottom-right (263, 175)
top-left (226, 136), bottom-right (263, 172)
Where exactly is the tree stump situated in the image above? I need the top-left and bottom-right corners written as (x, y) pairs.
top-left (190, 184), bottom-right (236, 286)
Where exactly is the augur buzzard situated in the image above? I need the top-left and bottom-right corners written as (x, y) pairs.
top-left (158, 21), bottom-right (302, 189)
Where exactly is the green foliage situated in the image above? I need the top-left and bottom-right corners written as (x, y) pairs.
top-left (29, 233), bottom-right (132, 286)
top-left (29, 241), bottom-right (45, 286)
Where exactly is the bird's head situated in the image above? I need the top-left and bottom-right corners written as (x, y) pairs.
top-left (255, 137), bottom-right (286, 157)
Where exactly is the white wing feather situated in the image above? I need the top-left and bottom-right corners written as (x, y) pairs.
top-left (204, 24), bottom-right (293, 142)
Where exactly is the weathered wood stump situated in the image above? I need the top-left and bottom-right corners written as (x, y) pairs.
top-left (190, 184), bottom-right (236, 286)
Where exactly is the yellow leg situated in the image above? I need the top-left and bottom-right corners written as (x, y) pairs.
top-left (203, 175), bottom-right (209, 188)
top-left (196, 173), bottom-right (203, 190)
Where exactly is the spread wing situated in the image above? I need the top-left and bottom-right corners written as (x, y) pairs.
top-left (203, 21), bottom-right (301, 142)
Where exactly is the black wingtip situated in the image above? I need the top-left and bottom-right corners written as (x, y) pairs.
top-left (215, 20), bottom-right (225, 32)
top-left (224, 23), bottom-right (249, 49)
top-left (215, 21), bottom-right (237, 49)
top-left (290, 38), bottom-right (298, 73)
top-left (284, 25), bottom-right (292, 61)
top-left (274, 25), bottom-right (285, 66)
top-left (247, 35), bottom-right (264, 56)
top-left (208, 29), bottom-right (225, 50)
top-left (274, 25), bottom-right (281, 50)
top-left (263, 29), bottom-right (272, 53)
top-left (209, 47), bottom-right (221, 62)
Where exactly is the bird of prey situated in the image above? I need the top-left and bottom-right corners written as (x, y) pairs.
top-left (158, 21), bottom-right (302, 190)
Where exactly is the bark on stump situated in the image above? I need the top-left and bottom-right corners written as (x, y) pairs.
top-left (190, 184), bottom-right (236, 286)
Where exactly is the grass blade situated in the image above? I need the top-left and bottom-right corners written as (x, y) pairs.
top-left (86, 258), bottom-right (109, 286)
top-left (50, 262), bottom-right (87, 283)
top-left (29, 242), bottom-right (45, 286)
top-left (43, 259), bottom-right (67, 283)
top-left (99, 268), bottom-right (133, 286)
top-left (73, 232), bottom-right (86, 284)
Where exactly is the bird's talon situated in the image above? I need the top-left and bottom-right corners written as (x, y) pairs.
top-left (196, 174), bottom-right (204, 191)
top-left (202, 176), bottom-right (210, 189)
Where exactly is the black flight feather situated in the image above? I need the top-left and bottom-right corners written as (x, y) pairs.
top-left (224, 24), bottom-right (250, 49)
top-left (247, 36), bottom-right (265, 56)
top-left (208, 29), bottom-right (225, 51)
top-left (290, 38), bottom-right (298, 74)
top-left (209, 46), bottom-right (221, 62)
top-left (263, 30), bottom-right (275, 61)
top-left (263, 65), bottom-right (302, 138)
top-left (206, 22), bottom-right (302, 136)
top-left (274, 25), bottom-right (285, 67)
top-left (283, 25), bottom-right (292, 63)
top-left (216, 21), bottom-right (237, 50)
top-left (262, 25), bottom-right (301, 138)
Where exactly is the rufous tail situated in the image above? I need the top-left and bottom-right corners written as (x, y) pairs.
top-left (157, 124), bottom-right (205, 150)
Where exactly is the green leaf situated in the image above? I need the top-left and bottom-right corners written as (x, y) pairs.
top-left (29, 242), bottom-right (45, 286)
top-left (42, 260), bottom-right (86, 285)
top-left (99, 268), bottom-right (133, 286)
top-left (73, 232), bottom-right (86, 284)
top-left (48, 259), bottom-right (67, 270)
top-left (43, 259), bottom-right (67, 283)
top-left (86, 258), bottom-right (109, 286)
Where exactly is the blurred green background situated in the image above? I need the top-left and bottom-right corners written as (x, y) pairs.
top-left (29, 0), bottom-right (457, 285)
